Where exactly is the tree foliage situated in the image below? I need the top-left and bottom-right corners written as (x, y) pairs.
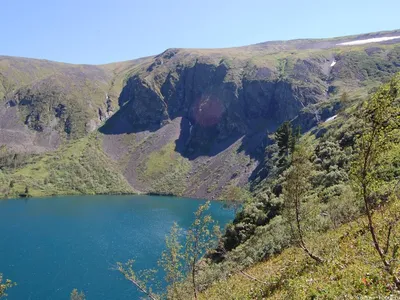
top-left (184, 202), bottom-right (221, 299)
top-left (158, 222), bottom-right (184, 297)
top-left (0, 146), bottom-right (31, 171)
top-left (275, 121), bottom-right (300, 167)
top-left (282, 142), bottom-right (324, 263)
top-left (117, 260), bottom-right (159, 300)
top-left (275, 121), bottom-right (293, 157)
top-left (351, 73), bottom-right (400, 288)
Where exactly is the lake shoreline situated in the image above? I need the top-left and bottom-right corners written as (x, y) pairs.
top-left (0, 190), bottom-right (227, 202)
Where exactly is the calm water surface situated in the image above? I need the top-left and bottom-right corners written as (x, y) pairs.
top-left (0, 195), bottom-right (234, 300)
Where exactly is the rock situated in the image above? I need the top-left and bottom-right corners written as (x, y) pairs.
top-left (113, 58), bottom-right (328, 154)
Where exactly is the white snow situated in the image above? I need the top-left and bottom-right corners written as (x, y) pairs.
top-left (325, 115), bottom-right (337, 122)
top-left (330, 60), bottom-right (336, 67)
top-left (337, 36), bottom-right (400, 46)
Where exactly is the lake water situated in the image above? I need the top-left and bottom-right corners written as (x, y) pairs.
top-left (0, 195), bottom-right (234, 300)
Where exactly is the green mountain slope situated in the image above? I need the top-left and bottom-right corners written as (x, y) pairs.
top-left (1, 30), bottom-right (400, 199)
top-left (201, 202), bottom-right (400, 299)
top-left (0, 133), bottom-right (134, 197)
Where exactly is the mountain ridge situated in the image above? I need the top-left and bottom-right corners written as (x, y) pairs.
top-left (2, 29), bottom-right (400, 66)
top-left (1, 29), bottom-right (400, 199)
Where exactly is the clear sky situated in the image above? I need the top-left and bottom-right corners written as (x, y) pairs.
top-left (1, 0), bottom-right (399, 64)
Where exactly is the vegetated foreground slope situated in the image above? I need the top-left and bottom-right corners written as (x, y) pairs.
top-left (160, 74), bottom-right (399, 299)
top-left (1, 30), bottom-right (400, 198)
top-left (201, 203), bottom-right (400, 299)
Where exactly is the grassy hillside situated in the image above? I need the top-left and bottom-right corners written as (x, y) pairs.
top-left (201, 202), bottom-right (400, 299)
top-left (138, 141), bottom-right (192, 196)
top-left (0, 133), bottom-right (134, 198)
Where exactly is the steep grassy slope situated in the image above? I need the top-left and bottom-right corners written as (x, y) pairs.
top-left (201, 203), bottom-right (400, 299)
top-left (1, 30), bottom-right (400, 199)
top-left (0, 133), bottom-right (134, 198)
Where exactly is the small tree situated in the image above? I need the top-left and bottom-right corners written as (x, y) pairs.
top-left (119, 201), bottom-right (221, 300)
top-left (275, 121), bottom-right (301, 167)
top-left (158, 222), bottom-right (184, 297)
top-left (351, 74), bottom-right (400, 288)
top-left (70, 289), bottom-right (86, 300)
top-left (276, 121), bottom-right (293, 158)
top-left (282, 142), bottom-right (324, 263)
top-left (184, 201), bottom-right (221, 299)
top-left (117, 260), bottom-right (159, 300)
top-left (340, 91), bottom-right (349, 102)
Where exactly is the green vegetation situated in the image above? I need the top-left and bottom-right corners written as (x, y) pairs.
top-left (1, 32), bottom-right (400, 200)
top-left (196, 73), bottom-right (400, 298)
top-left (351, 73), bottom-right (400, 287)
top-left (118, 260), bottom-right (159, 300)
top-left (138, 142), bottom-right (191, 196)
top-left (200, 203), bottom-right (400, 299)
top-left (0, 134), bottom-right (134, 198)
top-left (116, 72), bottom-right (400, 299)
top-left (275, 121), bottom-right (300, 167)
top-left (334, 48), bottom-right (400, 84)
top-left (0, 145), bottom-right (32, 170)
top-left (1, 31), bottom-right (400, 298)
top-left (220, 185), bottom-right (252, 213)
top-left (115, 73), bottom-right (399, 299)
top-left (282, 142), bottom-right (324, 263)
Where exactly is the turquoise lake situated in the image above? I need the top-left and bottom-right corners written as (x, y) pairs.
top-left (0, 195), bottom-right (234, 300)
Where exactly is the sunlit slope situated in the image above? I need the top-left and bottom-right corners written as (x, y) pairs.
top-left (1, 30), bottom-right (400, 199)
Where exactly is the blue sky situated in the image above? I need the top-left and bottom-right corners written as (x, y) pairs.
top-left (1, 0), bottom-right (399, 64)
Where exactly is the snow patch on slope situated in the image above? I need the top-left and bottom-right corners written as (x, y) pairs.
top-left (330, 60), bottom-right (336, 67)
top-left (325, 115), bottom-right (337, 122)
top-left (337, 36), bottom-right (400, 46)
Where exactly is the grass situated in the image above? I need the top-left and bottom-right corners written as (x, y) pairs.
top-left (219, 185), bottom-right (252, 202)
top-left (0, 133), bottom-right (134, 198)
top-left (138, 142), bottom-right (191, 196)
top-left (200, 202), bottom-right (400, 299)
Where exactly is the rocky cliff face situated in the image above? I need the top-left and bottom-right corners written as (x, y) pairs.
top-left (99, 35), bottom-right (400, 198)
top-left (105, 46), bottom-right (400, 154)
top-left (105, 53), bottom-right (330, 156)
